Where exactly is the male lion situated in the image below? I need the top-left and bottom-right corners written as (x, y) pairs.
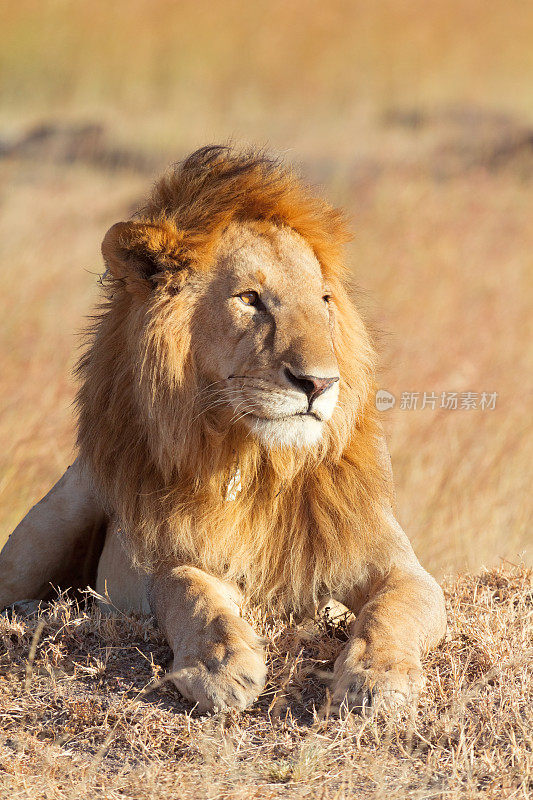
top-left (0, 146), bottom-right (446, 713)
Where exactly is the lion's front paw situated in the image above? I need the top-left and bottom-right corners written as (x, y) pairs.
top-left (170, 613), bottom-right (266, 713)
top-left (331, 651), bottom-right (424, 716)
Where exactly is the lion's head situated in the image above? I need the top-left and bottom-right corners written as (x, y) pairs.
top-left (77, 146), bottom-right (392, 610)
top-left (181, 220), bottom-right (341, 450)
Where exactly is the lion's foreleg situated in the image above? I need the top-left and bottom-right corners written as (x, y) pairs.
top-left (332, 519), bottom-right (446, 714)
top-left (150, 566), bottom-right (266, 713)
top-left (0, 457), bottom-right (104, 610)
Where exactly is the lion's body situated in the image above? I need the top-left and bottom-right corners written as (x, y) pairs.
top-left (0, 146), bottom-right (446, 714)
top-left (76, 153), bottom-right (390, 612)
top-left (96, 521), bottom-right (151, 615)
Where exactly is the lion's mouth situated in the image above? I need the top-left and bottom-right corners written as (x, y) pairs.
top-left (243, 409), bottom-right (327, 448)
top-left (248, 411), bottom-right (322, 423)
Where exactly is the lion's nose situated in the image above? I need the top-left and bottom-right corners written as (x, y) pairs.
top-left (284, 368), bottom-right (339, 405)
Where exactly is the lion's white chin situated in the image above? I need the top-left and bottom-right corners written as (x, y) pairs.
top-left (245, 414), bottom-right (325, 449)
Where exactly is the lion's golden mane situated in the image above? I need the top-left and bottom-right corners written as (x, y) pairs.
top-left (76, 146), bottom-right (394, 611)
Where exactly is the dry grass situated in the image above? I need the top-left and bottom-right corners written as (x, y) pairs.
top-left (0, 565), bottom-right (531, 799)
top-left (1, 2), bottom-right (532, 796)
top-left (2, 1), bottom-right (533, 154)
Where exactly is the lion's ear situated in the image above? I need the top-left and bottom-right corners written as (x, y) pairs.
top-left (101, 220), bottom-right (184, 291)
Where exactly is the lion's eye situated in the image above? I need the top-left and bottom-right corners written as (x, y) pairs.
top-left (237, 291), bottom-right (260, 307)
top-left (323, 294), bottom-right (331, 304)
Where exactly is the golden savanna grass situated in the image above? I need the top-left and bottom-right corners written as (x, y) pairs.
top-left (0, 1), bottom-right (532, 797)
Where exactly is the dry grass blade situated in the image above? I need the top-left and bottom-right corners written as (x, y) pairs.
top-left (23, 618), bottom-right (45, 693)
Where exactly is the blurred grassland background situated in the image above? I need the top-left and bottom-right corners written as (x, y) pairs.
top-left (0, 0), bottom-right (531, 577)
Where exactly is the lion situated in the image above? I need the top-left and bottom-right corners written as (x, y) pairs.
top-left (0, 145), bottom-right (446, 714)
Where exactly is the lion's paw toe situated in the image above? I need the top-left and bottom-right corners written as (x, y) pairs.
top-left (331, 662), bottom-right (424, 716)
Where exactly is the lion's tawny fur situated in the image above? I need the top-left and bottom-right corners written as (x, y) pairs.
top-left (76, 146), bottom-right (395, 612)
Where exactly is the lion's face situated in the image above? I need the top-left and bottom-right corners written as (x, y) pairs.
top-left (191, 222), bottom-right (340, 448)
